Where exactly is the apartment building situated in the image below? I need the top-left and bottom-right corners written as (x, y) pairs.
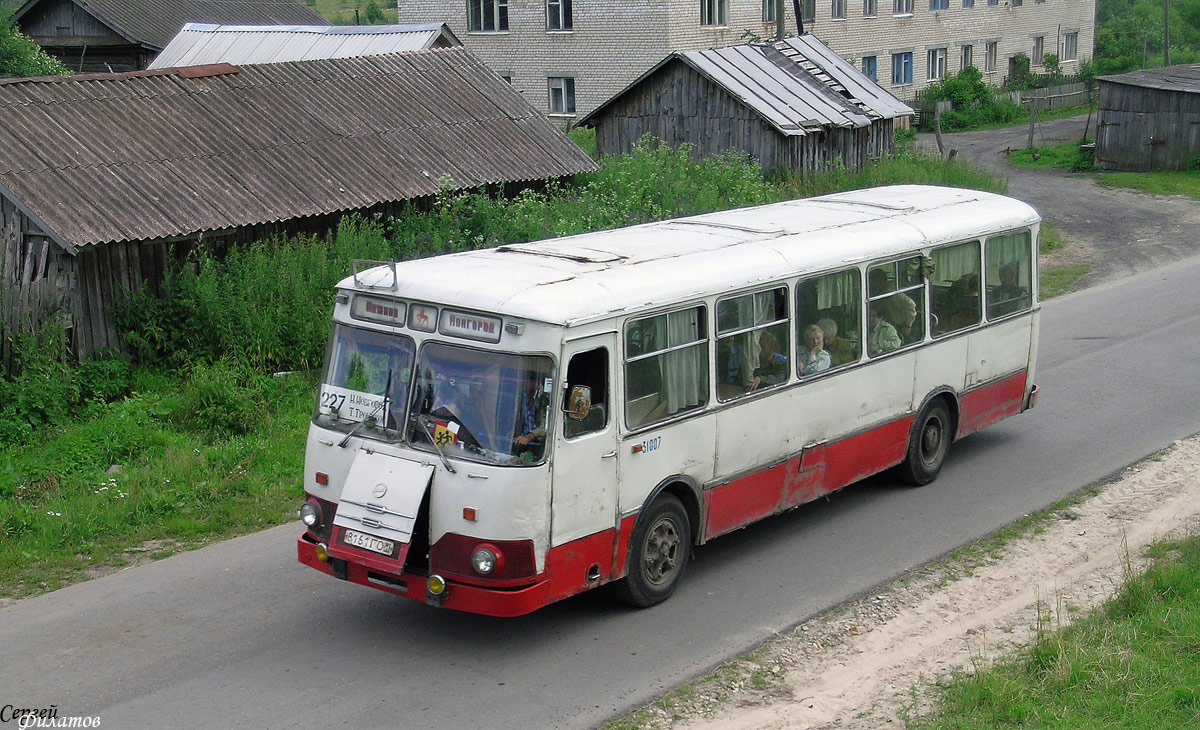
top-left (396, 0), bottom-right (1094, 120)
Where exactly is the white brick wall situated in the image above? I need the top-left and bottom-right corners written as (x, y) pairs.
top-left (397, 0), bottom-right (1094, 116)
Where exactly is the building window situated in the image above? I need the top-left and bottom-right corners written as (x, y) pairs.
top-left (548, 77), bottom-right (575, 114)
top-left (763, 0), bottom-right (776, 22)
top-left (928, 48), bottom-right (947, 80)
top-left (1033, 36), bottom-right (1044, 65)
top-left (1063, 32), bottom-right (1078, 61)
top-left (863, 0), bottom-right (877, 14)
top-left (963, 0), bottom-right (973, 7)
top-left (987, 0), bottom-right (997, 6)
top-left (930, 0), bottom-right (948, 10)
top-left (468, 0), bottom-right (508, 31)
top-left (863, 55), bottom-right (877, 80)
top-left (547, 0), bottom-right (572, 30)
top-left (701, 0), bottom-right (728, 25)
top-left (961, 44), bottom-right (973, 69)
top-left (833, 0), bottom-right (846, 18)
top-left (893, 0), bottom-right (912, 14)
top-left (985, 41), bottom-right (998, 72)
top-left (892, 52), bottom-right (913, 85)
top-left (801, 0), bottom-right (815, 22)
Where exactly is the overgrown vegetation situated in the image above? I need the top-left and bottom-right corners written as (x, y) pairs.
top-left (920, 67), bottom-right (1027, 131)
top-left (306, 0), bottom-right (398, 25)
top-left (0, 9), bottom-right (69, 78)
top-left (1096, 0), bottom-right (1200, 74)
top-left (915, 532), bottom-right (1200, 729)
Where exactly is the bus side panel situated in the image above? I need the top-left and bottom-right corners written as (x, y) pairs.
top-left (819, 416), bottom-right (912, 489)
top-left (957, 370), bottom-right (1028, 436)
top-left (702, 415), bottom-right (912, 541)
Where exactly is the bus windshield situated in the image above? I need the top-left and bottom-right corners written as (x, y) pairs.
top-left (408, 343), bottom-right (554, 466)
top-left (314, 324), bottom-right (415, 442)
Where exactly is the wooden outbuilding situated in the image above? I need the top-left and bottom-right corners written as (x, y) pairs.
top-left (576, 35), bottom-right (912, 175)
top-left (0, 47), bottom-right (597, 364)
top-left (1095, 64), bottom-right (1200, 172)
top-left (9, 0), bottom-right (326, 73)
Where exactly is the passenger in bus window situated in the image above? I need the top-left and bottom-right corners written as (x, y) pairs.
top-left (990, 265), bottom-right (1029, 317)
top-left (816, 318), bottom-right (856, 366)
top-left (800, 324), bottom-right (832, 375)
top-left (869, 306), bottom-right (901, 355)
top-left (870, 268), bottom-right (917, 342)
top-left (747, 331), bottom-right (788, 391)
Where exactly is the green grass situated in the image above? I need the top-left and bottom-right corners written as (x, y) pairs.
top-left (307, 0), bottom-right (398, 25)
top-left (915, 532), bottom-right (1200, 730)
top-left (1037, 221), bottom-right (1090, 299)
top-left (1008, 140), bottom-right (1200, 200)
top-left (0, 370), bottom-right (313, 598)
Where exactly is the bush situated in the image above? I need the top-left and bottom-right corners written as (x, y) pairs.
top-left (172, 361), bottom-right (266, 437)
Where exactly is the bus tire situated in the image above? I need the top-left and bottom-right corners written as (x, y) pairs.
top-left (614, 494), bottom-right (691, 608)
top-left (897, 399), bottom-right (952, 486)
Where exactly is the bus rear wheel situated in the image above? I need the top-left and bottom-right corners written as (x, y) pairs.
top-left (897, 399), bottom-right (952, 486)
top-left (614, 494), bottom-right (690, 608)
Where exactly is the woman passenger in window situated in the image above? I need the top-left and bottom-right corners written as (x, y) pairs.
top-left (800, 324), bottom-right (832, 375)
top-left (747, 331), bottom-right (788, 391)
top-left (869, 306), bottom-right (901, 355)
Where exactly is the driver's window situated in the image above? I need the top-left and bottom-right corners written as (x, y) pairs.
top-left (564, 347), bottom-right (608, 438)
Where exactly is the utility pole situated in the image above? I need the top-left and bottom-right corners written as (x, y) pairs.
top-left (1164, 0), bottom-right (1171, 65)
top-left (776, 0), bottom-right (785, 40)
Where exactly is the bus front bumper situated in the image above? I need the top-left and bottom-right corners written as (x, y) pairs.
top-left (297, 531), bottom-right (550, 617)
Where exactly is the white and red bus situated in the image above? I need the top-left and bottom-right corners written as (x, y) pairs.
top-left (297, 185), bottom-right (1040, 616)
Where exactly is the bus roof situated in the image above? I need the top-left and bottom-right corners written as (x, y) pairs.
top-left (346, 185), bottom-right (1039, 327)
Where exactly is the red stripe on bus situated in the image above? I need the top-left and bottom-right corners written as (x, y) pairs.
top-left (703, 414), bottom-right (912, 541)
top-left (957, 371), bottom-right (1027, 437)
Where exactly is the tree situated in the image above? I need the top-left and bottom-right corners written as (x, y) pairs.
top-left (1, 13), bottom-right (69, 78)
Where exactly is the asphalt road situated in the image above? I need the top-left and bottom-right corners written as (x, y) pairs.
top-left (4, 253), bottom-right (1200, 729)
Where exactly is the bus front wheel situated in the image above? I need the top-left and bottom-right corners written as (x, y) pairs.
top-left (614, 494), bottom-right (691, 608)
top-left (897, 399), bottom-right (952, 486)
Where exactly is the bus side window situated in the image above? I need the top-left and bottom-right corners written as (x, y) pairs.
top-left (795, 268), bottom-right (862, 371)
top-left (564, 347), bottom-right (608, 438)
top-left (930, 240), bottom-right (982, 337)
top-left (715, 287), bottom-right (789, 400)
top-left (868, 257), bottom-right (926, 351)
top-left (985, 231), bottom-right (1033, 319)
top-left (625, 306), bottom-right (708, 429)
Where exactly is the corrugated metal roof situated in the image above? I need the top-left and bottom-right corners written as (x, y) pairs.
top-left (579, 36), bottom-right (913, 136)
top-left (148, 23), bottom-right (461, 70)
top-left (0, 47), bottom-right (597, 251)
top-left (1098, 64), bottom-right (1200, 94)
top-left (13, 0), bottom-right (328, 49)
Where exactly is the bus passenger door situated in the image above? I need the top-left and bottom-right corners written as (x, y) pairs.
top-left (551, 337), bottom-right (619, 586)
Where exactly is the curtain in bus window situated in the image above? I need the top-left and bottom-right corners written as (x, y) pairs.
top-left (986, 232), bottom-right (1033, 318)
top-left (664, 307), bottom-right (707, 414)
top-left (931, 241), bottom-right (981, 336)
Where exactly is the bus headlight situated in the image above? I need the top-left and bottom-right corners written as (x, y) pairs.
top-left (300, 499), bottom-right (323, 529)
top-left (471, 545), bottom-right (503, 575)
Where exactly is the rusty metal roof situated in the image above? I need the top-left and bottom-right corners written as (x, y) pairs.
top-left (0, 47), bottom-right (598, 251)
top-left (12, 0), bottom-right (328, 50)
top-left (578, 35), bottom-right (913, 135)
top-left (148, 23), bottom-right (461, 70)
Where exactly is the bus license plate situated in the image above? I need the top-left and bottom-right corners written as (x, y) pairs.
top-left (343, 528), bottom-right (395, 556)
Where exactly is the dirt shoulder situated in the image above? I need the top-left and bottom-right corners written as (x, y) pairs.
top-left (631, 436), bottom-right (1200, 729)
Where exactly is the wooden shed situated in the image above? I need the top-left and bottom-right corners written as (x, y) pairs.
top-left (577, 35), bottom-right (913, 175)
top-left (1095, 64), bottom-right (1200, 172)
top-left (0, 47), bottom-right (597, 364)
top-left (9, 0), bottom-right (326, 73)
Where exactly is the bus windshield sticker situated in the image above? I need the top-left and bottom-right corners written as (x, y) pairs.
top-left (439, 310), bottom-right (502, 343)
top-left (350, 295), bottom-right (406, 327)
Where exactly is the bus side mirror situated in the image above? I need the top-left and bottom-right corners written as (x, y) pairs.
top-left (565, 385), bottom-right (592, 421)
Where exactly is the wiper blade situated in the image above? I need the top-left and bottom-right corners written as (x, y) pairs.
top-left (338, 367), bottom-right (392, 448)
top-left (415, 413), bottom-right (457, 474)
